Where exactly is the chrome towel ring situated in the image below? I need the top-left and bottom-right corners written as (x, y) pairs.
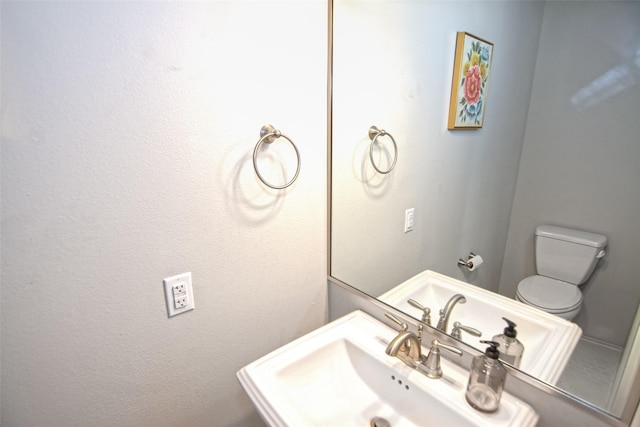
top-left (253, 124), bottom-right (301, 190)
top-left (368, 126), bottom-right (398, 174)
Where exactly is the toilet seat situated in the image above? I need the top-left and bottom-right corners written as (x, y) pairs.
top-left (516, 275), bottom-right (583, 314)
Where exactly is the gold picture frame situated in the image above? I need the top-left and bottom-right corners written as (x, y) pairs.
top-left (448, 32), bottom-right (494, 130)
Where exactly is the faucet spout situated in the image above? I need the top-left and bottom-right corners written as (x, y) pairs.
top-left (436, 294), bottom-right (466, 332)
top-left (385, 331), bottom-right (422, 368)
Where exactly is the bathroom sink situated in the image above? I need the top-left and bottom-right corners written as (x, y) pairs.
top-left (237, 310), bottom-right (538, 427)
top-left (379, 270), bottom-right (582, 384)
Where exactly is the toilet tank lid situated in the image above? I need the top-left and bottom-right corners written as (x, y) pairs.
top-left (536, 225), bottom-right (607, 248)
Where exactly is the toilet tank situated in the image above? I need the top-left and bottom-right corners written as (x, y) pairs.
top-left (535, 225), bottom-right (607, 284)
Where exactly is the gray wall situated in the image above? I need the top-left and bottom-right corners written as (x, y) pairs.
top-left (1, 2), bottom-right (327, 426)
top-left (331, 0), bottom-right (545, 296)
top-left (499, 1), bottom-right (640, 347)
top-left (330, 0), bottom-right (640, 348)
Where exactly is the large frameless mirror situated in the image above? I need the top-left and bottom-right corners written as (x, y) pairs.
top-left (329, 0), bottom-right (640, 420)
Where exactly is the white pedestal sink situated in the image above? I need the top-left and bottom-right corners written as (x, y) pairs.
top-left (237, 310), bottom-right (538, 426)
top-left (379, 270), bottom-right (582, 384)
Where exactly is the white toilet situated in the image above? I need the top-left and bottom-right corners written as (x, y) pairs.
top-left (515, 225), bottom-right (607, 320)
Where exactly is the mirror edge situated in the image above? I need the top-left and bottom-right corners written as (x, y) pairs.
top-left (326, 0), bottom-right (334, 280)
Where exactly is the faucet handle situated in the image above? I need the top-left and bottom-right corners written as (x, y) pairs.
top-left (431, 339), bottom-right (463, 357)
top-left (419, 339), bottom-right (463, 379)
top-left (450, 321), bottom-right (482, 340)
top-left (408, 299), bottom-right (431, 325)
top-left (384, 313), bottom-right (408, 331)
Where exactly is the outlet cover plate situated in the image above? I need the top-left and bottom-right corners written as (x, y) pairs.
top-left (404, 208), bottom-right (415, 233)
top-left (163, 272), bottom-right (194, 317)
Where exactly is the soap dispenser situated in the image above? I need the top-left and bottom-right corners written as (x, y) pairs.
top-left (465, 340), bottom-right (507, 413)
top-left (491, 317), bottom-right (524, 368)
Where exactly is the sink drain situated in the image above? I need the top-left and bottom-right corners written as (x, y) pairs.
top-left (370, 416), bottom-right (391, 427)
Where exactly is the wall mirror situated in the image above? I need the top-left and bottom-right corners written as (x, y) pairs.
top-left (329, 0), bottom-right (640, 421)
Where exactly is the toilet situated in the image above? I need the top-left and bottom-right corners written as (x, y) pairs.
top-left (515, 225), bottom-right (607, 320)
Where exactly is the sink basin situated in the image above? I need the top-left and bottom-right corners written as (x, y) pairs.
top-left (379, 270), bottom-right (582, 384)
top-left (237, 310), bottom-right (538, 426)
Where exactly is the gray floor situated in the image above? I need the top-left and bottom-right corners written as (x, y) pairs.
top-left (556, 336), bottom-right (623, 410)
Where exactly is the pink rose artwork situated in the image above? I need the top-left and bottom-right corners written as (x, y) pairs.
top-left (448, 32), bottom-right (493, 129)
top-left (464, 65), bottom-right (481, 105)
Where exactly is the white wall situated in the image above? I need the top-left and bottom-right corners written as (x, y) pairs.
top-left (499, 1), bottom-right (640, 346)
top-left (331, 1), bottom-right (545, 296)
top-left (1, 1), bottom-right (327, 426)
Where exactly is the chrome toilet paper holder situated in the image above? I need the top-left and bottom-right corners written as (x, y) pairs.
top-left (458, 252), bottom-right (482, 270)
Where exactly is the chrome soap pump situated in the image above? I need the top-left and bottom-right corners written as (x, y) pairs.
top-left (491, 317), bottom-right (525, 368)
top-left (465, 340), bottom-right (507, 413)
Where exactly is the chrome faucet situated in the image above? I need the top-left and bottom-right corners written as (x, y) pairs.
top-left (408, 299), bottom-right (431, 326)
top-left (384, 313), bottom-right (423, 368)
top-left (421, 339), bottom-right (463, 379)
top-left (450, 321), bottom-right (482, 340)
top-left (385, 329), bottom-right (423, 368)
top-left (436, 294), bottom-right (466, 332)
top-left (385, 313), bottom-right (462, 379)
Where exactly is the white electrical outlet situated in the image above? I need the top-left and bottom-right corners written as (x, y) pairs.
top-left (172, 283), bottom-right (186, 297)
top-left (174, 296), bottom-right (187, 309)
top-left (163, 272), bottom-right (194, 317)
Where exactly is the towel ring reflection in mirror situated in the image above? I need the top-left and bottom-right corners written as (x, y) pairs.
top-left (368, 126), bottom-right (398, 174)
top-left (253, 124), bottom-right (301, 190)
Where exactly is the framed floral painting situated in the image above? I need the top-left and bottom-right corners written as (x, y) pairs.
top-left (448, 32), bottom-right (494, 129)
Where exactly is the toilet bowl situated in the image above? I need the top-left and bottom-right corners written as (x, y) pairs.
top-left (516, 275), bottom-right (583, 320)
top-left (514, 225), bottom-right (607, 321)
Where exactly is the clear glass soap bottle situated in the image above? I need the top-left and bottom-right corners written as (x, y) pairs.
top-left (465, 340), bottom-right (507, 413)
top-left (491, 317), bottom-right (525, 368)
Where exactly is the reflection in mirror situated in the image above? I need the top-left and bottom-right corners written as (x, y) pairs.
top-left (330, 0), bottom-right (640, 420)
top-left (379, 270), bottom-right (583, 384)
